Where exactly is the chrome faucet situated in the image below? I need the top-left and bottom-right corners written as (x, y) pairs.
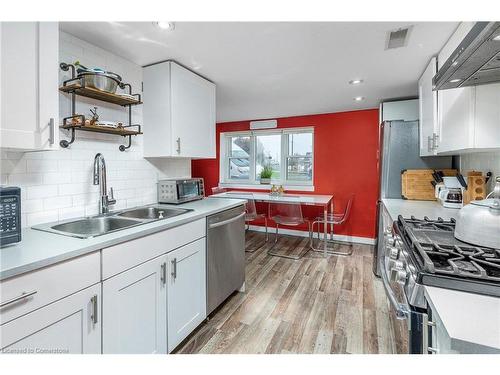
top-left (93, 153), bottom-right (116, 214)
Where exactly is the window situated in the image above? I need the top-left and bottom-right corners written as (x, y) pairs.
top-left (255, 134), bottom-right (281, 181)
top-left (221, 128), bottom-right (314, 186)
top-left (228, 135), bottom-right (251, 180)
top-left (286, 132), bottom-right (313, 181)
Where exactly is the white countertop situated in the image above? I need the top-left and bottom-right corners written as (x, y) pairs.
top-left (425, 286), bottom-right (500, 353)
top-left (212, 192), bottom-right (333, 206)
top-left (382, 198), bottom-right (460, 222)
top-left (0, 198), bottom-right (246, 281)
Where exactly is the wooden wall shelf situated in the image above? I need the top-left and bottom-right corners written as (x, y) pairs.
top-left (61, 123), bottom-right (143, 136)
top-left (59, 84), bottom-right (142, 106)
top-left (59, 62), bottom-right (143, 151)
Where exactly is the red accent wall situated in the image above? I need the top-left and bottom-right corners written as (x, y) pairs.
top-left (192, 109), bottom-right (380, 239)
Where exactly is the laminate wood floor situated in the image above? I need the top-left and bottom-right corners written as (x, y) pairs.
top-left (176, 231), bottom-right (408, 354)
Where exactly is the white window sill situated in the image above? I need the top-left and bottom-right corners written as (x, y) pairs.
top-left (219, 182), bottom-right (315, 192)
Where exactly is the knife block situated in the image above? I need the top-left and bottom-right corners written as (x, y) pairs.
top-left (463, 171), bottom-right (486, 205)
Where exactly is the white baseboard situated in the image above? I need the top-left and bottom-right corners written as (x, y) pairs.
top-left (247, 225), bottom-right (376, 245)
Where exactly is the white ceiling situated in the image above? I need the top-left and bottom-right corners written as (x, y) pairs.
top-left (60, 22), bottom-right (458, 122)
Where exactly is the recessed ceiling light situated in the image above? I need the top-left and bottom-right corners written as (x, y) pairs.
top-left (353, 96), bottom-right (365, 101)
top-left (153, 21), bottom-right (175, 31)
top-left (449, 78), bottom-right (462, 83)
top-left (349, 79), bottom-right (364, 85)
top-left (492, 34), bottom-right (500, 41)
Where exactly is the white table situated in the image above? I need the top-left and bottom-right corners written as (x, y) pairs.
top-left (210, 192), bottom-right (334, 256)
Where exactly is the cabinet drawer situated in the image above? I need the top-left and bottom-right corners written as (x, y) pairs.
top-left (1, 283), bottom-right (101, 354)
top-left (102, 218), bottom-right (206, 280)
top-left (0, 252), bottom-right (100, 324)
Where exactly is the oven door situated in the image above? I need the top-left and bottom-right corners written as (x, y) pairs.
top-left (379, 249), bottom-right (429, 354)
top-left (177, 180), bottom-right (202, 201)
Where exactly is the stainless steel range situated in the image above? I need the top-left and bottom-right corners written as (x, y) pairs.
top-left (380, 215), bottom-right (500, 353)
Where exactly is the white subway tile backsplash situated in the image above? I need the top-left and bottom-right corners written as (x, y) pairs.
top-left (27, 159), bottom-right (58, 173)
top-left (0, 31), bottom-right (192, 227)
top-left (8, 173), bottom-right (43, 186)
top-left (22, 199), bottom-right (44, 214)
top-left (1, 159), bottom-right (26, 174)
top-left (43, 196), bottom-right (73, 210)
top-left (460, 151), bottom-right (500, 193)
top-left (26, 185), bottom-right (59, 200)
top-left (59, 206), bottom-right (85, 221)
top-left (43, 172), bottom-right (72, 184)
top-left (26, 209), bottom-right (59, 227)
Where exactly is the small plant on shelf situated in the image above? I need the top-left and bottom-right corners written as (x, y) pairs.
top-left (260, 165), bottom-right (273, 184)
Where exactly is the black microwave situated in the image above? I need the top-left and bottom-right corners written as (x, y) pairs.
top-left (0, 186), bottom-right (21, 246)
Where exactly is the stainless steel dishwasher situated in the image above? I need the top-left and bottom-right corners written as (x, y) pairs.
top-left (206, 205), bottom-right (246, 315)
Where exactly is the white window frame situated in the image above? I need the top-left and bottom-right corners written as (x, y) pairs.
top-left (219, 127), bottom-right (314, 190)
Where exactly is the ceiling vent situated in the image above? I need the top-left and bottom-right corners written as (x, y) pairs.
top-left (386, 26), bottom-right (412, 49)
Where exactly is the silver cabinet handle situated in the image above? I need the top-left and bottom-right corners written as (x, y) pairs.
top-left (171, 258), bottom-right (177, 279)
top-left (0, 290), bottom-right (37, 308)
top-left (161, 262), bottom-right (167, 285)
top-left (90, 295), bottom-right (98, 324)
top-left (432, 133), bottom-right (439, 150)
top-left (49, 118), bottom-right (55, 145)
top-left (176, 137), bottom-right (181, 154)
top-left (208, 212), bottom-right (246, 229)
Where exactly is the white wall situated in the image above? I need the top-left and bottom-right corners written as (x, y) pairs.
top-left (459, 151), bottom-right (500, 193)
top-left (0, 31), bottom-right (191, 227)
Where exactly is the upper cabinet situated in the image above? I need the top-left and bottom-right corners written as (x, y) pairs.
top-left (418, 57), bottom-right (438, 156)
top-left (0, 22), bottom-right (59, 151)
top-left (143, 61), bottom-right (216, 158)
top-left (437, 86), bottom-right (476, 153)
top-left (419, 22), bottom-right (500, 155)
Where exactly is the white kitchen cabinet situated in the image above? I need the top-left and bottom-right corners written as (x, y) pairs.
top-left (0, 283), bottom-right (101, 354)
top-left (418, 57), bottom-right (439, 156)
top-left (474, 83), bottom-right (500, 149)
top-left (143, 61), bottom-right (216, 158)
top-left (102, 254), bottom-right (167, 354)
top-left (426, 299), bottom-right (458, 354)
top-left (0, 22), bottom-right (59, 151)
top-left (437, 83), bottom-right (500, 154)
top-left (167, 238), bottom-right (206, 352)
top-left (437, 86), bottom-right (476, 153)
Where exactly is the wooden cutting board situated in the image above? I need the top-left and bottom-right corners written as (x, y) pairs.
top-left (401, 169), bottom-right (457, 201)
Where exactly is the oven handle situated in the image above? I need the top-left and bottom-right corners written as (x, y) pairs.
top-left (379, 252), bottom-right (410, 320)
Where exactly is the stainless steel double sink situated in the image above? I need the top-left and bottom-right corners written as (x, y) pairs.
top-left (32, 205), bottom-right (193, 239)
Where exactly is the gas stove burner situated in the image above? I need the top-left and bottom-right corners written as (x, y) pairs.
top-left (398, 215), bottom-right (500, 285)
top-left (405, 216), bottom-right (456, 232)
top-left (451, 259), bottom-right (482, 274)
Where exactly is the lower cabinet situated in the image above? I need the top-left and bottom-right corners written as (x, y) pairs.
top-left (102, 254), bottom-right (168, 354)
top-left (0, 283), bottom-right (101, 354)
top-left (167, 238), bottom-right (207, 352)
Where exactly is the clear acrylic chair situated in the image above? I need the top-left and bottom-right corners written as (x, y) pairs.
top-left (311, 195), bottom-right (354, 256)
top-left (211, 186), bottom-right (227, 195)
top-left (239, 193), bottom-right (268, 242)
top-left (267, 202), bottom-right (312, 260)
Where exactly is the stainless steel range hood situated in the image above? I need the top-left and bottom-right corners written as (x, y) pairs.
top-left (433, 22), bottom-right (500, 90)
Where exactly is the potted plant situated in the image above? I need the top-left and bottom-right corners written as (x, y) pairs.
top-left (260, 165), bottom-right (273, 184)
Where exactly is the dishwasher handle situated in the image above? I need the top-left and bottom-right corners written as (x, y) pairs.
top-left (208, 212), bottom-right (246, 229)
